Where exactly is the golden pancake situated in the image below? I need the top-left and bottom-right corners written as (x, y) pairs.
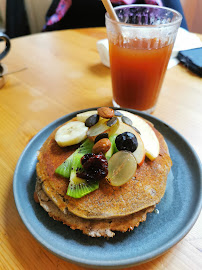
top-left (35, 177), bottom-right (155, 237)
top-left (36, 118), bottom-right (172, 219)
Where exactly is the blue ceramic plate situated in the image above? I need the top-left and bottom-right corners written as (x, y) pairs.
top-left (13, 108), bottom-right (202, 269)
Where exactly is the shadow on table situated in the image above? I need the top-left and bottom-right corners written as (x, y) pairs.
top-left (88, 63), bottom-right (110, 78)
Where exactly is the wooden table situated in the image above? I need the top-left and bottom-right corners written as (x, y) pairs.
top-left (0, 28), bottom-right (201, 270)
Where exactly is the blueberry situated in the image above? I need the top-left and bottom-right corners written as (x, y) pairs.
top-left (115, 132), bottom-right (138, 152)
top-left (85, 114), bottom-right (99, 127)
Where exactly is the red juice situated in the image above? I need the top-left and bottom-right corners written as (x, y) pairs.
top-left (109, 38), bottom-right (173, 111)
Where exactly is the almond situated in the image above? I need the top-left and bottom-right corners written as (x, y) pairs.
top-left (92, 138), bottom-right (111, 154)
top-left (97, 107), bottom-right (114, 119)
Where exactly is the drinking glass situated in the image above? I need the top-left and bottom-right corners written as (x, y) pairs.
top-left (106, 5), bottom-right (182, 113)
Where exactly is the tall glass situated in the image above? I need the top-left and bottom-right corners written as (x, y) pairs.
top-left (106, 5), bottom-right (182, 113)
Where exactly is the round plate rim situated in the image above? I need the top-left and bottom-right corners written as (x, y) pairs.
top-left (13, 107), bottom-right (202, 269)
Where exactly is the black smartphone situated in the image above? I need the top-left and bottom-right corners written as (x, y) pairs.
top-left (177, 47), bottom-right (202, 77)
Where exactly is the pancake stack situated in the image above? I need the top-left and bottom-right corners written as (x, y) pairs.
top-left (35, 108), bottom-right (172, 237)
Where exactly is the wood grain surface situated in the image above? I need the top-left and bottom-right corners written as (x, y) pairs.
top-left (0, 28), bottom-right (201, 270)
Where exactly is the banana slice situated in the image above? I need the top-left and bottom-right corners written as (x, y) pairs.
top-left (55, 121), bottom-right (88, 147)
top-left (76, 110), bottom-right (97, 122)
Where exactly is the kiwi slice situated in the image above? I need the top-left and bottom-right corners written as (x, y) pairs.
top-left (55, 138), bottom-right (94, 178)
top-left (55, 138), bottom-right (98, 198)
top-left (105, 134), bottom-right (119, 160)
top-left (67, 152), bottom-right (99, 198)
top-left (77, 138), bottom-right (94, 155)
top-left (67, 172), bottom-right (99, 198)
top-left (55, 154), bottom-right (74, 178)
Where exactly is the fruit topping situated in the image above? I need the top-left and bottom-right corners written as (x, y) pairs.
top-left (105, 135), bottom-right (118, 161)
top-left (115, 132), bottom-right (138, 153)
top-left (121, 115), bottom-right (133, 126)
top-left (107, 117), bottom-right (118, 127)
top-left (117, 110), bottom-right (160, 160)
top-left (115, 122), bottom-right (145, 166)
top-left (55, 138), bottom-right (94, 178)
top-left (55, 121), bottom-right (88, 147)
top-left (85, 114), bottom-right (99, 127)
top-left (76, 110), bottom-right (97, 122)
top-left (87, 118), bottom-right (108, 138)
top-left (94, 133), bottom-right (109, 144)
top-left (55, 153), bottom-right (74, 178)
top-left (77, 153), bottom-right (108, 183)
top-left (55, 109), bottom-right (161, 197)
top-left (59, 139), bottom-right (99, 198)
top-left (97, 107), bottom-right (114, 119)
top-left (80, 153), bottom-right (94, 164)
top-left (107, 151), bottom-right (137, 186)
top-left (67, 179), bottom-right (99, 199)
top-left (92, 138), bottom-right (111, 154)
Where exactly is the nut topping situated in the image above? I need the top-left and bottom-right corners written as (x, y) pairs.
top-left (97, 107), bottom-right (114, 119)
top-left (92, 138), bottom-right (111, 154)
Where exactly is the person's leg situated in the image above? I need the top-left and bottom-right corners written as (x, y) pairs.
top-left (6, 0), bottom-right (30, 38)
top-left (161, 0), bottom-right (188, 29)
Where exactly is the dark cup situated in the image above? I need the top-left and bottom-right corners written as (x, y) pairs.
top-left (0, 33), bottom-right (11, 61)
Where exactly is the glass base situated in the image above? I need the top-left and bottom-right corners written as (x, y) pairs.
top-left (112, 99), bottom-right (156, 114)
